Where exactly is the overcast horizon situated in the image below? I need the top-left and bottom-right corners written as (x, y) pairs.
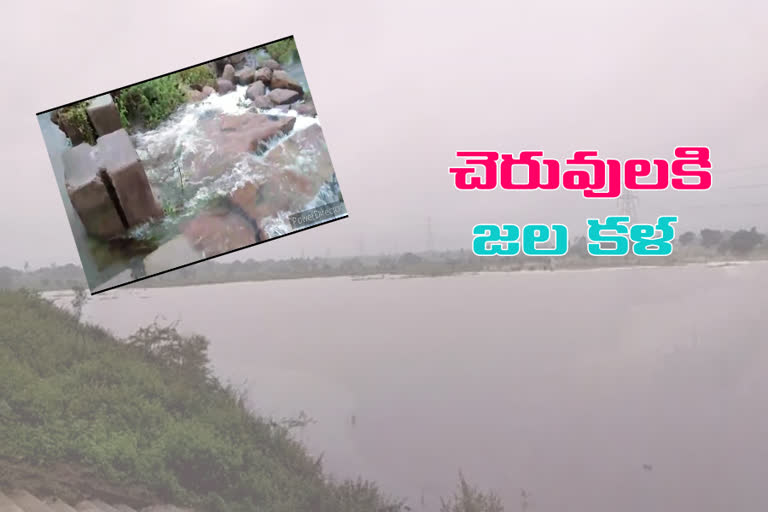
top-left (2, 0), bottom-right (766, 270)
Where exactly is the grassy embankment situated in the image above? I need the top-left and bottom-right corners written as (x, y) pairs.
top-left (0, 289), bottom-right (407, 512)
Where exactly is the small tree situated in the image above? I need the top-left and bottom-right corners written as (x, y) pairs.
top-left (679, 231), bottom-right (696, 246)
top-left (700, 228), bottom-right (723, 248)
top-left (440, 472), bottom-right (504, 512)
top-left (127, 319), bottom-right (211, 380)
top-left (71, 285), bottom-right (89, 321)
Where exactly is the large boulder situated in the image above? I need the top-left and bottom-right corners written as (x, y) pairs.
top-left (245, 81), bottom-right (266, 100)
top-left (234, 66), bottom-right (255, 85)
top-left (229, 52), bottom-right (247, 67)
top-left (221, 64), bottom-right (236, 83)
top-left (202, 85), bottom-right (215, 98)
top-left (186, 88), bottom-right (205, 102)
top-left (253, 67), bottom-right (272, 84)
top-left (263, 59), bottom-right (281, 70)
top-left (269, 70), bottom-right (303, 95)
top-left (86, 94), bottom-right (122, 137)
top-left (291, 101), bottom-right (317, 117)
top-left (215, 79), bottom-right (235, 94)
top-left (250, 95), bottom-right (273, 109)
top-left (268, 88), bottom-right (301, 105)
top-left (63, 143), bottom-right (127, 240)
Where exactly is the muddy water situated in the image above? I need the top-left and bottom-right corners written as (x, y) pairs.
top-left (44, 262), bottom-right (768, 511)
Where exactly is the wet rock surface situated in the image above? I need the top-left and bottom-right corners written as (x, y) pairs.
top-left (234, 67), bottom-right (255, 85)
top-left (253, 67), bottom-right (272, 84)
top-left (215, 79), bottom-right (235, 94)
top-left (191, 112), bottom-right (296, 179)
top-left (181, 210), bottom-right (257, 256)
top-left (221, 64), bottom-right (235, 83)
top-left (245, 82), bottom-right (266, 100)
top-left (228, 125), bottom-right (337, 234)
top-left (268, 88), bottom-right (301, 105)
top-left (269, 70), bottom-right (303, 96)
top-left (291, 101), bottom-right (317, 117)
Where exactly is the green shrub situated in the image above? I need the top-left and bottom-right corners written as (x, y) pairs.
top-left (0, 290), bottom-right (406, 512)
top-left (57, 102), bottom-right (96, 145)
top-left (176, 65), bottom-right (216, 89)
top-left (440, 472), bottom-right (504, 512)
top-left (114, 75), bottom-right (186, 131)
top-left (265, 38), bottom-right (299, 65)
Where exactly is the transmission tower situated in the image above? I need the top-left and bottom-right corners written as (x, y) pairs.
top-left (426, 216), bottom-right (435, 253)
top-left (617, 190), bottom-right (639, 219)
top-left (521, 489), bottom-right (531, 511)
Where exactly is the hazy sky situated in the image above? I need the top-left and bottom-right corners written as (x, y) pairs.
top-left (2, 0), bottom-right (766, 269)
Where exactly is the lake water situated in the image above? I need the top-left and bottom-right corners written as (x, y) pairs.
top-left (44, 262), bottom-right (768, 511)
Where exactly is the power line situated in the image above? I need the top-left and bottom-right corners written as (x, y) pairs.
top-left (724, 183), bottom-right (768, 190)
top-left (688, 201), bottom-right (768, 209)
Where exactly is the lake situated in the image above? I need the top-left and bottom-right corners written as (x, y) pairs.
top-left (44, 262), bottom-right (768, 511)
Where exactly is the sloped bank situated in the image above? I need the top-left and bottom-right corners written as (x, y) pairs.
top-left (0, 290), bottom-right (404, 512)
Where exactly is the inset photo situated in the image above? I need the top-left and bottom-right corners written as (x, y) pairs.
top-left (37, 35), bottom-right (347, 294)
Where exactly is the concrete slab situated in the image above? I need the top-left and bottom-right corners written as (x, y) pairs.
top-left (0, 491), bottom-right (25, 512)
top-left (7, 491), bottom-right (55, 512)
top-left (43, 498), bottom-right (78, 512)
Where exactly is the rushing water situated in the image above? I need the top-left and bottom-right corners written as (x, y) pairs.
top-left (39, 59), bottom-right (336, 290)
top-left (44, 262), bottom-right (768, 512)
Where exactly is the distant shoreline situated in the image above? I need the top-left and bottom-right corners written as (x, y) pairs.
top-left (39, 257), bottom-right (767, 297)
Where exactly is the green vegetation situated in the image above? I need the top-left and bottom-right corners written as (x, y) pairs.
top-left (176, 65), bottom-right (217, 90)
top-left (112, 65), bottom-right (215, 132)
top-left (440, 473), bottom-right (504, 512)
top-left (114, 76), bottom-right (187, 131)
top-left (0, 289), bottom-right (405, 512)
top-left (265, 38), bottom-right (299, 65)
top-left (57, 102), bottom-right (97, 145)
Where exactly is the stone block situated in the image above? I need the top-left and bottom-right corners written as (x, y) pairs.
top-left (96, 129), bottom-right (163, 227)
top-left (86, 94), bottom-right (122, 137)
top-left (62, 143), bottom-right (126, 239)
